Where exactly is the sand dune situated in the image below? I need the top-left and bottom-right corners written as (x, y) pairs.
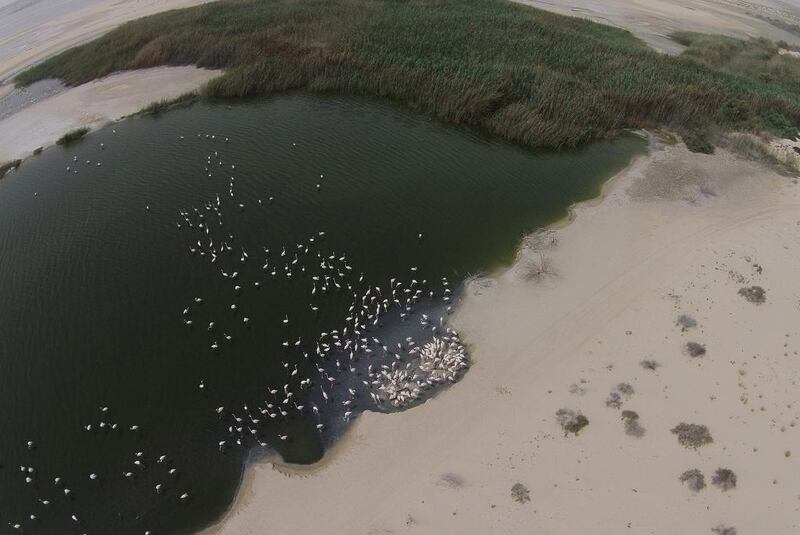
top-left (202, 142), bottom-right (800, 535)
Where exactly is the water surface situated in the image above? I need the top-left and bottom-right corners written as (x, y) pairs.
top-left (0, 94), bottom-right (645, 534)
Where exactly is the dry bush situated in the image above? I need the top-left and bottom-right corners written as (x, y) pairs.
top-left (640, 359), bottom-right (660, 371)
top-left (671, 423), bottom-right (713, 449)
top-left (685, 342), bottom-right (707, 357)
top-left (621, 410), bottom-right (646, 438)
top-left (511, 482), bottom-right (530, 503)
top-left (606, 383), bottom-right (634, 409)
top-left (517, 253), bottom-right (555, 282)
top-left (677, 314), bottom-right (698, 331)
top-left (679, 468), bottom-right (706, 491)
top-left (606, 391), bottom-right (622, 409)
top-left (556, 408), bottom-right (589, 436)
top-left (739, 286), bottom-right (766, 304)
top-left (440, 472), bottom-right (465, 488)
top-left (712, 525), bottom-right (737, 535)
top-left (616, 383), bottom-right (634, 396)
top-left (712, 468), bottom-right (737, 491)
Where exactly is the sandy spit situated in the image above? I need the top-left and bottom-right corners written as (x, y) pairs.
top-left (201, 141), bottom-right (800, 535)
top-left (0, 66), bottom-right (220, 162)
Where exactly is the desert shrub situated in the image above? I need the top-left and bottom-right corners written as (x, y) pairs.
top-left (440, 472), bottom-right (465, 488)
top-left (621, 410), bottom-right (645, 437)
top-left (606, 391), bottom-right (622, 409)
top-left (518, 253), bottom-right (555, 282)
top-left (711, 526), bottom-right (737, 535)
top-left (640, 359), bottom-right (660, 371)
top-left (676, 314), bottom-right (697, 331)
top-left (671, 423), bottom-right (713, 449)
top-left (738, 286), bottom-right (766, 304)
top-left (606, 383), bottom-right (634, 409)
top-left (685, 342), bottom-right (707, 357)
top-left (511, 482), bottom-right (530, 503)
top-left (56, 127), bottom-right (89, 146)
top-left (680, 468), bottom-right (706, 491)
top-left (616, 383), bottom-right (634, 396)
top-left (711, 468), bottom-right (737, 491)
top-left (556, 408), bottom-right (589, 436)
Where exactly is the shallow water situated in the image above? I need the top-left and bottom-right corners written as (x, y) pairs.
top-left (0, 94), bottom-right (645, 534)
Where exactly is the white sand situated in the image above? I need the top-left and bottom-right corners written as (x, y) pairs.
top-left (516, 0), bottom-right (800, 53)
top-left (0, 0), bottom-right (213, 84)
top-left (0, 66), bottom-right (219, 162)
top-left (202, 142), bottom-right (800, 535)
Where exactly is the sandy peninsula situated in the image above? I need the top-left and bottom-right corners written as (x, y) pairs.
top-left (0, 0), bottom-right (219, 162)
top-left (202, 141), bottom-right (800, 535)
top-left (0, 66), bottom-right (219, 162)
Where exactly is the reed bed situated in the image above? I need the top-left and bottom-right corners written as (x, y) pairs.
top-left (15, 0), bottom-right (800, 150)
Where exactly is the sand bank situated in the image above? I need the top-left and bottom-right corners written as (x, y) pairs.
top-left (0, 66), bottom-right (219, 162)
top-left (201, 142), bottom-right (800, 535)
top-left (0, 0), bottom-right (213, 85)
top-left (516, 0), bottom-right (800, 53)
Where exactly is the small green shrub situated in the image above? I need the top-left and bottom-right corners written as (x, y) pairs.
top-left (684, 130), bottom-right (715, 154)
top-left (56, 127), bottom-right (89, 146)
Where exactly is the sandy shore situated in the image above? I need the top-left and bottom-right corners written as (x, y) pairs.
top-left (201, 141), bottom-right (800, 535)
top-left (0, 66), bottom-right (219, 162)
top-left (517, 0), bottom-right (800, 53)
top-left (0, 0), bottom-right (213, 84)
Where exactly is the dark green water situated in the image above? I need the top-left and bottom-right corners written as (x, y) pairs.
top-left (0, 94), bottom-right (645, 534)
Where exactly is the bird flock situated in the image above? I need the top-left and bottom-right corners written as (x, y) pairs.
top-left (172, 132), bottom-right (470, 455)
top-left (5, 129), bottom-right (469, 534)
